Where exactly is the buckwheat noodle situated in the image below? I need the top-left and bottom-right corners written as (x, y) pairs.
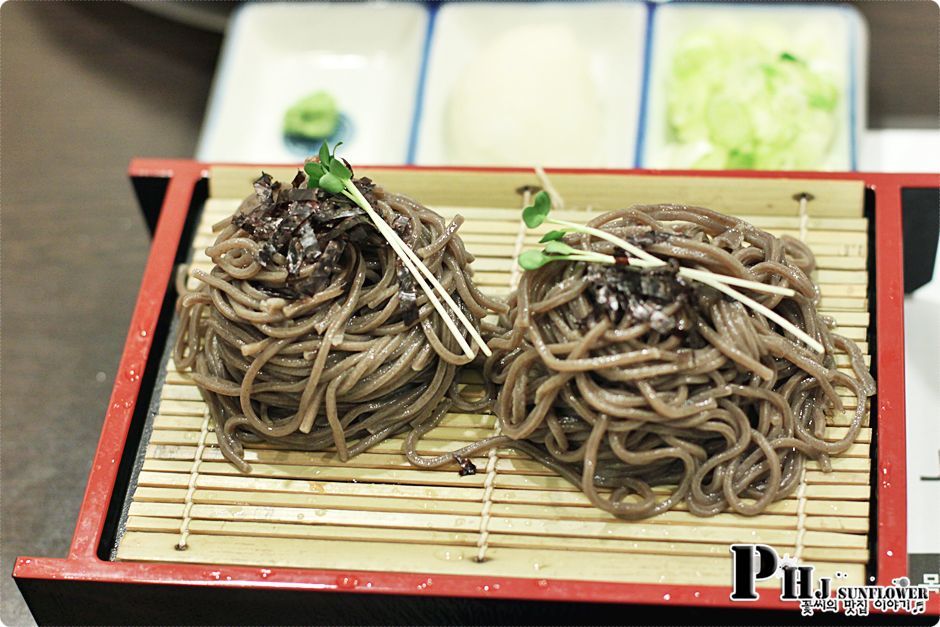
top-left (484, 205), bottom-right (876, 518)
top-left (175, 174), bottom-right (507, 472)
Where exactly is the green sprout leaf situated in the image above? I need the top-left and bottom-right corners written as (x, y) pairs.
top-left (310, 142), bottom-right (352, 193)
top-left (534, 190), bottom-right (551, 212)
top-left (539, 229), bottom-right (567, 243)
top-left (518, 249), bottom-right (552, 270)
top-left (543, 241), bottom-right (579, 256)
top-left (523, 191), bottom-right (553, 228)
top-left (319, 142), bottom-right (332, 167)
top-left (522, 206), bottom-right (544, 229)
top-left (304, 161), bottom-right (325, 184)
top-left (330, 157), bottom-right (352, 180)
top-left (319, 172), bottom-right (344, 194)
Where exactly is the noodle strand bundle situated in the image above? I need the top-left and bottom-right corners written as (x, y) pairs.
top-left (175, 172), bottom-right (506, 472)
top-left (485, 204), bottom-right (875, 518)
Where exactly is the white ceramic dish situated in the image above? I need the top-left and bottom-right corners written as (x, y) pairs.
top-left (413, 1), bottom-right (648, 168)
top-left (196, 3), bottom-right (428, 164)
top-left (640, 3), bottom-right (867, 171)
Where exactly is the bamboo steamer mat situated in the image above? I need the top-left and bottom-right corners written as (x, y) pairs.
top-left (116, 167), bottom-right (874, 589)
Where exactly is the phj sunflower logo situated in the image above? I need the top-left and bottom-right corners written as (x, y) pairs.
top-left (729, 544), bottom-right (937, 616)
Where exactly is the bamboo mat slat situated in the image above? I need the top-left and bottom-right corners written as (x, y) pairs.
top-left (117, 170), bottom-right (874, 590)
top-left (207, 168), bottom-right (865, 217)
top-left (140, 439), bottom-right (872, 477)
top-left (133, 471), bottom-right (869, 516)
top-left (118, 531), bottom-right (868, 587)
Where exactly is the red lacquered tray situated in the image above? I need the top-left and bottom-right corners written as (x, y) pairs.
top-left (13, 161), bottom-right (939, 624)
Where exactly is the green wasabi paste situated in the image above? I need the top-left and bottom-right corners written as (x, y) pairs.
top-left (284, 91), bottom-right (340, 140)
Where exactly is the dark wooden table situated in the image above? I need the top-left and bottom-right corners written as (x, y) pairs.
top-left (0, 4), bottom-right (220, 624)
top-left (0, 2), bottom-right (936, 625)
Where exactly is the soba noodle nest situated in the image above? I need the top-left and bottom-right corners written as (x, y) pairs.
top-left (174, 172), bottom-right (506, 472)
top-left (485, 204), bottom-right (876, 519)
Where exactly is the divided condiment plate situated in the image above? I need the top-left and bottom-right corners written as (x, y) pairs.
top-left (196, 3), bottom-right (428, 165)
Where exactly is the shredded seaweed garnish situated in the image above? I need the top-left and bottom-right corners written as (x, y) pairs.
top-left (232, 171), bottom-right (385, 298)
top-left (297, 239), bottom-right (344, 295)
top-left (586, 261), bottom-right (693, 334)
top-left (454, 455), bottom-right (477, 477)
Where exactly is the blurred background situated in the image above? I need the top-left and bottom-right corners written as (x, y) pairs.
top-left (1, 2), bottom-right (938, 624)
